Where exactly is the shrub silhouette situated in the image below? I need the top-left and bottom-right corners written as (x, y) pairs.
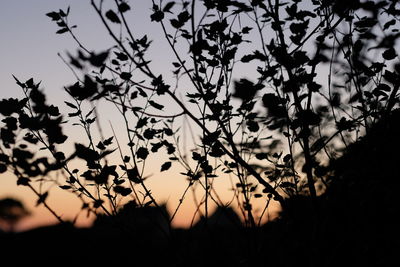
top-left (0, 197), bottom-right (30, 232)
top-left (94, 200), bottom-right (170, 242)
top-left (274, 109), bottom-right (400, 266)
top-left (1, 1), bottom-right (400, 265)
top-left (194, 206), bottom-right (242, 229)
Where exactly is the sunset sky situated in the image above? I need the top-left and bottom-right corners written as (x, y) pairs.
top-left (0, 0), bottom-right (282, 231)
top-left (0, 0), bottom-right (181, 230)
top-left (1, 1), bottom-right (397, 266)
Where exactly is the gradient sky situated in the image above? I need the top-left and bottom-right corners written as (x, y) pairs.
top-left (0, 0), bottom-right (181, 230)
top-left (0, 0), bottom-right (282, 231)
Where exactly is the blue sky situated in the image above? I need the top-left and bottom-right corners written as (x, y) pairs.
top-left (1, 1), bottom-right (89, 99)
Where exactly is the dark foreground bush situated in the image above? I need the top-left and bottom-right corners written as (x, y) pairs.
top-left (2, 110), bottom-right (399, 266)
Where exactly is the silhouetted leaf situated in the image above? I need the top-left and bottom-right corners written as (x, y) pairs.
top-left (203, 130), bottom-right (221, 146)
top-left (93, 165), bottom-right (117, 184)
top-left (376, 83), bottom-right (391, 92)
top-left (209, 143), bottom-right (225, 157)
top-left (383, 19), bottom-right (396, 30)
top-left (151, 10), bottom-right (164, 22)
top-left (89, 51), bottom-right (109, 67)
top-left (66, 76), bottom-right (98, 100)
top-left (93, 199), bottom-right (104, 208)
top-left (151, 75), bottom-right (170, 95)
top-left (0, 154), bottom-right (8, 164)
top-left (221, 47), bottom-right (237, 65)
top-left (192, 152), bottom-right (202, 161)
top-left (308, 82), bottom-right (322, 92)
top-left (200, 161), bottom-right (213, 174)
top-left (44, 116), bottom-right (68, 144)
top-left (64, 101), bottom-right (78, 109)
top-left (59, 185), bottom-right (71, 190)
top-left (354, 17), bottom-right (377, 29)
top-left (56, 27), bottom-right (68, 34)
top-left (241, 26), bottom-right (252, 34)
top-left (283, 154), bottom-right (291, 163)
top-left (137, 87), bottom-right (147, 97)
top-left (383, 70), bottom-right (398, 84)
top-left (68, 110), bottom-right (81, 117)
top-left (96, 141), bottom-right (106, 150)
top-left (163, 2), bottom-right (175, 13)
top-left (383, 48), bottom-right (397, 60)
top-left (336, 117), bottom-right (355, 131)
top-left (99, 149), bottom-right (116, 159)
top-left (115, 52), bottom-right (128, 61)
top-left (103, 136), bottom-right (113, 146)
top-left (143, 128), bottom-right (156, 139)
top-left (233, 78), bottom-right (264, 102)
top-left (75, 143), bottom-right (100, 168)
top-left (127, 168), bottom-right (141, 183)
top-left (148, 142), bottom-right (160, 153)
top-left (36, 192), bottom-right (49, 206)
top-left (120, 72), bottom-right (132, 80)
top-left (56, 20), bottom-right (66, 27)
top-left (54, 152), bottom-right (65, 162)
top-left (281, 182), bottom-right (295, 188)
top-left (136, 147), bottom-right (149, 159)
top-left (48, 105), bottom-right (60, 116)
top-left (0, 164), bottom-right (7, 173)
top-left (161, 128), bottom-right (171, 137)
top-left (172, 62), bottom-right (181, 68)
top-left (164, 141), bottom-right (176, 154)
top-left (2, 117), bottom-right (17, 131)
top-left (256, 153), bottom-right (269, 160)
top-left (170, 19), bottom-right (182, 29)
top-left (25, 78), bottom-right (35, 89)
top-left (105, 10), bottom-right (121, 23)
top-left (292, 51), bottom-right (310, 67)
top-left (130, 91), bottom-right (138, 100)
top-left (247, 120), bottom-right (259, 132)
top-left (297, 110), bottom-right (320, 126)
top-left (136, 117), bottom-right (148, 129)
top-left (59, 9), bottom-right (67, 17)
top-left (161, 161), bottom-right (172, 171)
top-left (0, 98), bottom-right (27, 116)
top-left (17, 177), bottom-right (30, 186)
top-left (178, 10), bottom-right (190, 23)
top-left (114, 186), bottom-right (132, 196)
top-left (114, 178), bottom-right (124, 185)
top-left (123, 155), bottom-right (130, 162)
top-left (118, 2), bottom-right (131, 13)
top-left (262, 93), bottom-right (287, 118)
top-left (46, 11), bottom-right (61, 21)
top-left (148, 100), bottom-right (164, 110)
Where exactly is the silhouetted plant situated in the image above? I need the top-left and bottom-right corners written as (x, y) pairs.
top-left (1, 0), bottom-right (400, 257)
top-left (0, 197), bottom-right (30, 232)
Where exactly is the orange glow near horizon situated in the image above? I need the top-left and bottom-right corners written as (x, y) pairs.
top-left (1, 166), bottom-right (281, 232)
top-left (0, 100), bottom-right (282, 232)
